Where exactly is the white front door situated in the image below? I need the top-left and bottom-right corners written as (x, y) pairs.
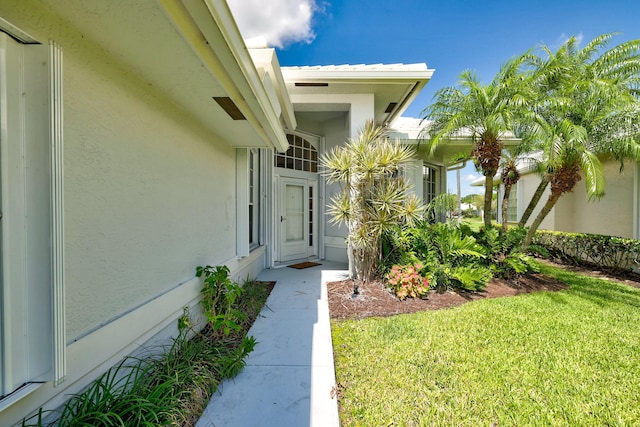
top-left (278, 177), bottom-right (317, 262)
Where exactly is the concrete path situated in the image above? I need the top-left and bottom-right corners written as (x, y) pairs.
top-left (197, 261), bottom-right (348, 427)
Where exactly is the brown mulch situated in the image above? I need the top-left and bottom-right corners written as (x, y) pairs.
top-left (327, 260), bottom-right (640, 320)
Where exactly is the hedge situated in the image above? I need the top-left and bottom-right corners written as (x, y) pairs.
top-left (533, 230), bottom-right (640, 273)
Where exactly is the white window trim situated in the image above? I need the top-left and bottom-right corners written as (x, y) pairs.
top-left (236, 148), bottom-right (264, 257)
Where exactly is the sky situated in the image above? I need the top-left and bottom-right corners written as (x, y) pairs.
top-left (227, 0), bottom-right (640, 196)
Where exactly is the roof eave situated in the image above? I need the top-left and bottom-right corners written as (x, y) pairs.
top-left (158, 0), bottom-right (289, 152)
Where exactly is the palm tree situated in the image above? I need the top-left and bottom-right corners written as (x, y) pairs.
top-left (421, 55), bottom-right (531, 228)
top-left (499, 150), bottom-right (521, 232)
top-left (321, 120), bottom-right (424, 281)
top-left (520, 34), bottom-right (640, 248)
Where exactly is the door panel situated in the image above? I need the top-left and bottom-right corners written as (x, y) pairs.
top-left (277, 177), bottom-right (316, 262)
top-left (285, 184), bottom-right (304, 242)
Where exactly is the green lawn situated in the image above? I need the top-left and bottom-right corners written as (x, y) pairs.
top-left (332, 263), bottom-right (640, 426)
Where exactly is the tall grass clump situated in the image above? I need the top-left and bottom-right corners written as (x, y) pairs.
top-left (22, 270), bottom-right (270, 427)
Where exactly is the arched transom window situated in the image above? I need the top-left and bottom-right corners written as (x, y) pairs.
top-left (275, 134), bottom-right (318, 172)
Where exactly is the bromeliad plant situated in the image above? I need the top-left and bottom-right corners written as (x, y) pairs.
top-left (386, 263), bottom-right (430, 300)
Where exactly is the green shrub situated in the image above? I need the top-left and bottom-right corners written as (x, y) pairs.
top-left (196, 265), bottom-right (247, 335)
top-left (24, 266), bottom-right (268, 427)
top-left (22, 332), bottom-right (257, 427)
top-left (470, 225), bottom-right (540, 278)
top-left (534, 230), bottom-right (640, 272)
top-left (383, 222), bottom-right (492, 291)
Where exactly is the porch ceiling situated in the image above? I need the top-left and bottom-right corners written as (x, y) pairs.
top-left (36, 0), bottom-right (288, 151)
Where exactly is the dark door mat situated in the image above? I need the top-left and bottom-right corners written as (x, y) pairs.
top-left (287, 261), bottom-right (321, 269)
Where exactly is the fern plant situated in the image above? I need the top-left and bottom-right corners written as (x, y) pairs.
top-left (469, 226), bottom-right (539, 278)
top-left (383, 223), bottom-right (492, 291)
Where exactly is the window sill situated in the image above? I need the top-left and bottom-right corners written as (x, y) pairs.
top-left (0, 382), bottom-right (44, 413)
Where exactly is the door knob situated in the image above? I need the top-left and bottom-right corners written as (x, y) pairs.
top-left (281, 216), bottom-right (286, 222)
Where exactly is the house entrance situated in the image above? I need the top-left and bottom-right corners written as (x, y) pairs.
top-left (277, 177), bottom-right (317, 261)
top-left (275, 132), bottom-right (319, 262)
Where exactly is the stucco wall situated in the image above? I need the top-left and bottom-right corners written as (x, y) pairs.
top-left (568, 160), bottom-right (634, 238)
top-left (0, 1), bottom-right (238, 344)
top-left (0, 2), bottom-right (265, 423)
top-left (518, 174), bottom-right (555, 230)
top-left (320, 116), bottom-right (350, 261)
top-left (517, 160), bottom-right (635, 238)
top-left (553, 191), bottom-right (575, 232)
top-left (64, 70), bottom-right (237, 340)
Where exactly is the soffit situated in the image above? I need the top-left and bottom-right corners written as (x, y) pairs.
top-left (282, 64), bottom-right (434, 126)
top-left (36, 0), bottom-right (286, 150)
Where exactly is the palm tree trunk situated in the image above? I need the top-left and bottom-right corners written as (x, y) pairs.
top-left (483, 175), bottom-right (494, 228)
top-left (518, 176), bottom-right (549, 227)
top-left (521, 190), bottom-right (562, 249)
top-left (456, 169), bottom-right (462, 224)
top-left (501, 183), bottom-right (513, 233)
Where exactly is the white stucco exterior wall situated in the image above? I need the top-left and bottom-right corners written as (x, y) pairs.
top-left (566, 160), bottom-right (634, 238)
top-left (518, 174), bottom-right (555, 230)
top-left (0, 2), bottom-right (267, 423)
top-left (517, 160), bottom-right (635, 238)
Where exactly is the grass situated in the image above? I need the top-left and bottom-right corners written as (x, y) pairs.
top-left (23, 279), bottom-right (271, 427)
top-left (332, 263), bottom-right (640, 426)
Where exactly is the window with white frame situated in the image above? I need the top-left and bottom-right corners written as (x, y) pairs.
top-left (237, 148), bottom-right (263, 257)
top-left (275, 134), bottom-right (318, 172)
top-left (0, 31), bottom-right (65, 400)
top-left (423, 164), bottom-right (437, 204)
top-left (248, 148), bottom-right (260, 250)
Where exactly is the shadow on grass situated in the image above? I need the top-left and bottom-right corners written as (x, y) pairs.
top-left (539, 264), bottom-right (640, 309)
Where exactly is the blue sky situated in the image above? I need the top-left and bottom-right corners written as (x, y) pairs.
top-left (228, 0), bottom-right (640, 196)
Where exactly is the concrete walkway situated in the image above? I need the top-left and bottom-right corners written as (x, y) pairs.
top-left (197, 261), bottom-right (348, 427)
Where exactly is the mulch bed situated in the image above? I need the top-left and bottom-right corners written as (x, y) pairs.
top-left (327, 260), bottom-right (640, 320)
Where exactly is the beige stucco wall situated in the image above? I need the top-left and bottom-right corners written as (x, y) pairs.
top-left (64, 63), bottom-right (237, 340)
top-left (27, 13), bottom-right (236, 341)
top-left (517, 173), bottom-right (555, 230)
top-left (0, 2), bottom-right (263, 423)
top-left (553, 191), bottom-right (575, 232)
top-left (565, 160), bottom-right (634, 238)
top-left (517, 160), bottom-right (635, 238)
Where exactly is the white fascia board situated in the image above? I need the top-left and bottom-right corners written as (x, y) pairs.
top-left (282, 68), bottom-right (435, 82)
top-left (0, 17), bottom-right (39, 43)
top-left (202, 1), bottom-right (288, 151)
top-left (158, 0), bottom-right (289, 153)
top-left (249, 48), bottom-right (297, 131)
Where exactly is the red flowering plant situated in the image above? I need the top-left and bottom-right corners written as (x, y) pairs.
top-left (385, 263), bottom-right (430, 300)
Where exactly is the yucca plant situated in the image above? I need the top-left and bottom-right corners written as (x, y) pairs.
top-left (322, 120), bottom-right (424, 281)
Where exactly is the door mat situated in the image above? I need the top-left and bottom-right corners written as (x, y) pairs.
top-left (287, 261), bottom-right (321, 269)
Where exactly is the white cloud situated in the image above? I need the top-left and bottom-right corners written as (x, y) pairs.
top-left (462, 173), bottom-right (481, 182)
top-left (227, 0), bottom-right (320, 48)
